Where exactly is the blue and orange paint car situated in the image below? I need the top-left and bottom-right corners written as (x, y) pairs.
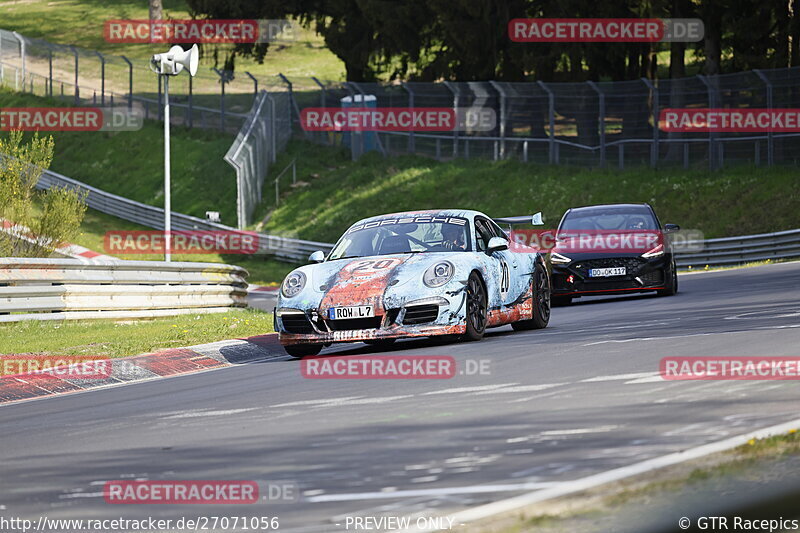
top-left (275, 209), bottom-right (551, 357)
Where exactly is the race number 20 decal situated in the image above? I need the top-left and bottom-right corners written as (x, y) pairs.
top-left (499, 260), bottom-right (510, 300)
top-left (348, 258), bottom-right (401, 273)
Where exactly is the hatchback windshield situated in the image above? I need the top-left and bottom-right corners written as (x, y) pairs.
top-left (328, 216), bottom-right (471, 260)
top-left (559, 206), bottom-right (658, 231)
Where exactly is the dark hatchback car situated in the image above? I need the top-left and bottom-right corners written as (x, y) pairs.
top-left (549, 203), bottom-right (679, 305)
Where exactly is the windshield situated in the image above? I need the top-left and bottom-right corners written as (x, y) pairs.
top-left (328, 216), bottom-right (471, 260)
top-left (559, 207), bottom-right (659, 231)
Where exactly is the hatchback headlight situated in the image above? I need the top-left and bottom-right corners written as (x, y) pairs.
top-left (423, 261), bottom-right (455, 287)
top-left (281, 271), bottom-right (307, 298)
top-left (550, 252), bottom-right (572, 264)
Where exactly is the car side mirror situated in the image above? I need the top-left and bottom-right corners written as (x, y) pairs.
top-left (663, 223), bottom-right (680, 233)
top-left (487, 236), bottom-right (509, 254)
top-left (308, 250), bottom-right (325, 263)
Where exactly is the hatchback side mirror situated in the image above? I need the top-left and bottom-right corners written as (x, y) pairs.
top-left (487, 236), bottom-right (509, 254)
top-left (309, 250), bottom-right (325, 263)
top-left (663, 223), bottom-right (680, 233)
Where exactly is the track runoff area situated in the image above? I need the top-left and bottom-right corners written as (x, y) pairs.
top-left (0, 261), bottom-right (798, 532)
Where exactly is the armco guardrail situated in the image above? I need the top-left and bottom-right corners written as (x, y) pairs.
top-left (0, 258), bottom-right (248, 322)
top-left (34, 168), bottom-right (333, 263)
top-left (674, 228), bottom-right (800, 268)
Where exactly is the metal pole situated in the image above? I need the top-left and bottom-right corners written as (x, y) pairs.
top-left (164, 75), bottom-right (171, 262)
top-left (121, 55), bottom-right (133, 109)
top-left (489, 81), bottom-right (506, 159)
top-left (188, 75), bottom-right (193, 128)
top-left (537, 81), bottom-right (555, 164)
top-left (754, 69), bottom-right (774, 166)
top-left (94, 51), bottom-right (105, 105)
top-left (70, 46), bottom-right (79, 104)
top-left (443, 81), bottom-right (460, 157)
top-left (245, 71), bottom-right (258, 96)
top-left (401, 82), bottom-right (415, 153)
top-left (587, 81), bottom-right (605, 168)
top-left (11, 32), bottom-right (25, 88)
top-left (48, 49), bottom-right (53, 97)
top-left (697, 74), bottom-right (717, 170)
top-left (312, 76), bottom-right (328, 144)
top-left (641, 77), bottom-right (658, 168)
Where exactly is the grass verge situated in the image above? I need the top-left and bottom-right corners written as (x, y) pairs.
top-left (0, 308), bottom-right (274, 359)
top-left (260, 141), bottom-right (800, 243)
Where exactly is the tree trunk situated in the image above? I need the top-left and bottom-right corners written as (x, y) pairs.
top-left (149, 0), bottom-right (163, 21)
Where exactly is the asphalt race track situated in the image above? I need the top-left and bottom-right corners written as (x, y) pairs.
top-left (1, 262), bottom-right (799, 532)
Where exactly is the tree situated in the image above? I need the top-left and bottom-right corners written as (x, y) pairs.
top-left (149, 0), bottom-right (163, 21)
top-left (0, 131), bottom-right (87, 258)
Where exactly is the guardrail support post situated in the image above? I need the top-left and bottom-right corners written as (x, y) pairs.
top-left (537, 81), bottom-right (555, 164)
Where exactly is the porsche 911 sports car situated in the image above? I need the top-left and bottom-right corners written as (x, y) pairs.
top-left (549, 203), bottom-right (680, 305)
top-left (275, 209), bottom-right (551, 357)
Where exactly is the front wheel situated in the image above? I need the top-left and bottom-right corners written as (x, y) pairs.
top-left (284, 343), bottom-right (323, 358)
top-left (462, 272), bottom-right (488, 341)
top-left (512, 262), bottom-right (551, 331)
top-left (657, 264), bottom-right (678, 296)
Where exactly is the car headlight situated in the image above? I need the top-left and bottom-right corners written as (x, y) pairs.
top-left (550, 252), bottom-right (572, 264)
top-left (641, 244), bottom-right (665, 258)
top-left (423, 261), bottom-right (455, 287)
top-left (281, 271), bottom-right (307, 298)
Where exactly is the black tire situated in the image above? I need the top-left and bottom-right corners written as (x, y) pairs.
top-left (363, 338), bottom-right (396, 347)
top-left (551, 296), bottom-right (573, 307)
top-left (657, 263), bottom-right (678, 296)
top-left (283, 343), bottom-right (323, 358)
top-left (512, 262), bottom-right (551, 331)
top-left (462, 271), bottom-right (488, 341)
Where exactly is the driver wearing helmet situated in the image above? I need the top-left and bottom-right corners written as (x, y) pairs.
top-left (441, 224), bottom-right (466, 250)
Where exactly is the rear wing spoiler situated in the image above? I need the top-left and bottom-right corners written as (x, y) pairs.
top-left (493, 212), bottom-right (544, 226)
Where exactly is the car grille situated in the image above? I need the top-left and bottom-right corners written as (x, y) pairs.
top-left (573, 257), bottom-right (646, 276)
top-left (403, 304), bottom-right (439, 325)
top-left (281, 313), bottom-right (315, 334)
top-left (326, 317), bottom-right (383, 331)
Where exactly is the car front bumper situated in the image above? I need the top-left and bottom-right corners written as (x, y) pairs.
top-left (551, 255), bottom-right (670, 297)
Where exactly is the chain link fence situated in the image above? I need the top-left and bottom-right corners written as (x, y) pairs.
top-left (299, 69), bottom-right (800, 169)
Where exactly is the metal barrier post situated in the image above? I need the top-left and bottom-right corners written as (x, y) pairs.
top-left (94, 50), bottom-right (105, 105)
top-left (641, 77), bottom-right (659, 168)
top-left (69, 45), bottom-right (79, 104)
top-left (311, 76), bottom-right (328, 145)
top-left (401, 82), bottom-right (416, 153)
top-left (443, 81), bottom-right (460, 157)
top-left (188, 75), bottom-right (193, 128)
top-left (212, 68), bottom-right (228, 131)
top-left (489, 81), bottom-right (506, 159)
top-left (587, 81), bottom-right (606, 168)
top-left (48, 48), bottom-right (53, 96)
top-left (11, 32), bottom-right (25, 88)
top-left (697, 74), bottom-right (718, 170)
top-left (753, 69), bottom-right (774, 166)
top-left (537, 81), bottom-right (555, 164)
top-left (120, 55), bottom-right (133, 109)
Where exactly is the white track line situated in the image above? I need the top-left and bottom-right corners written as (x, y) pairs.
top-left (390, 416), bottom-right (800, 532)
